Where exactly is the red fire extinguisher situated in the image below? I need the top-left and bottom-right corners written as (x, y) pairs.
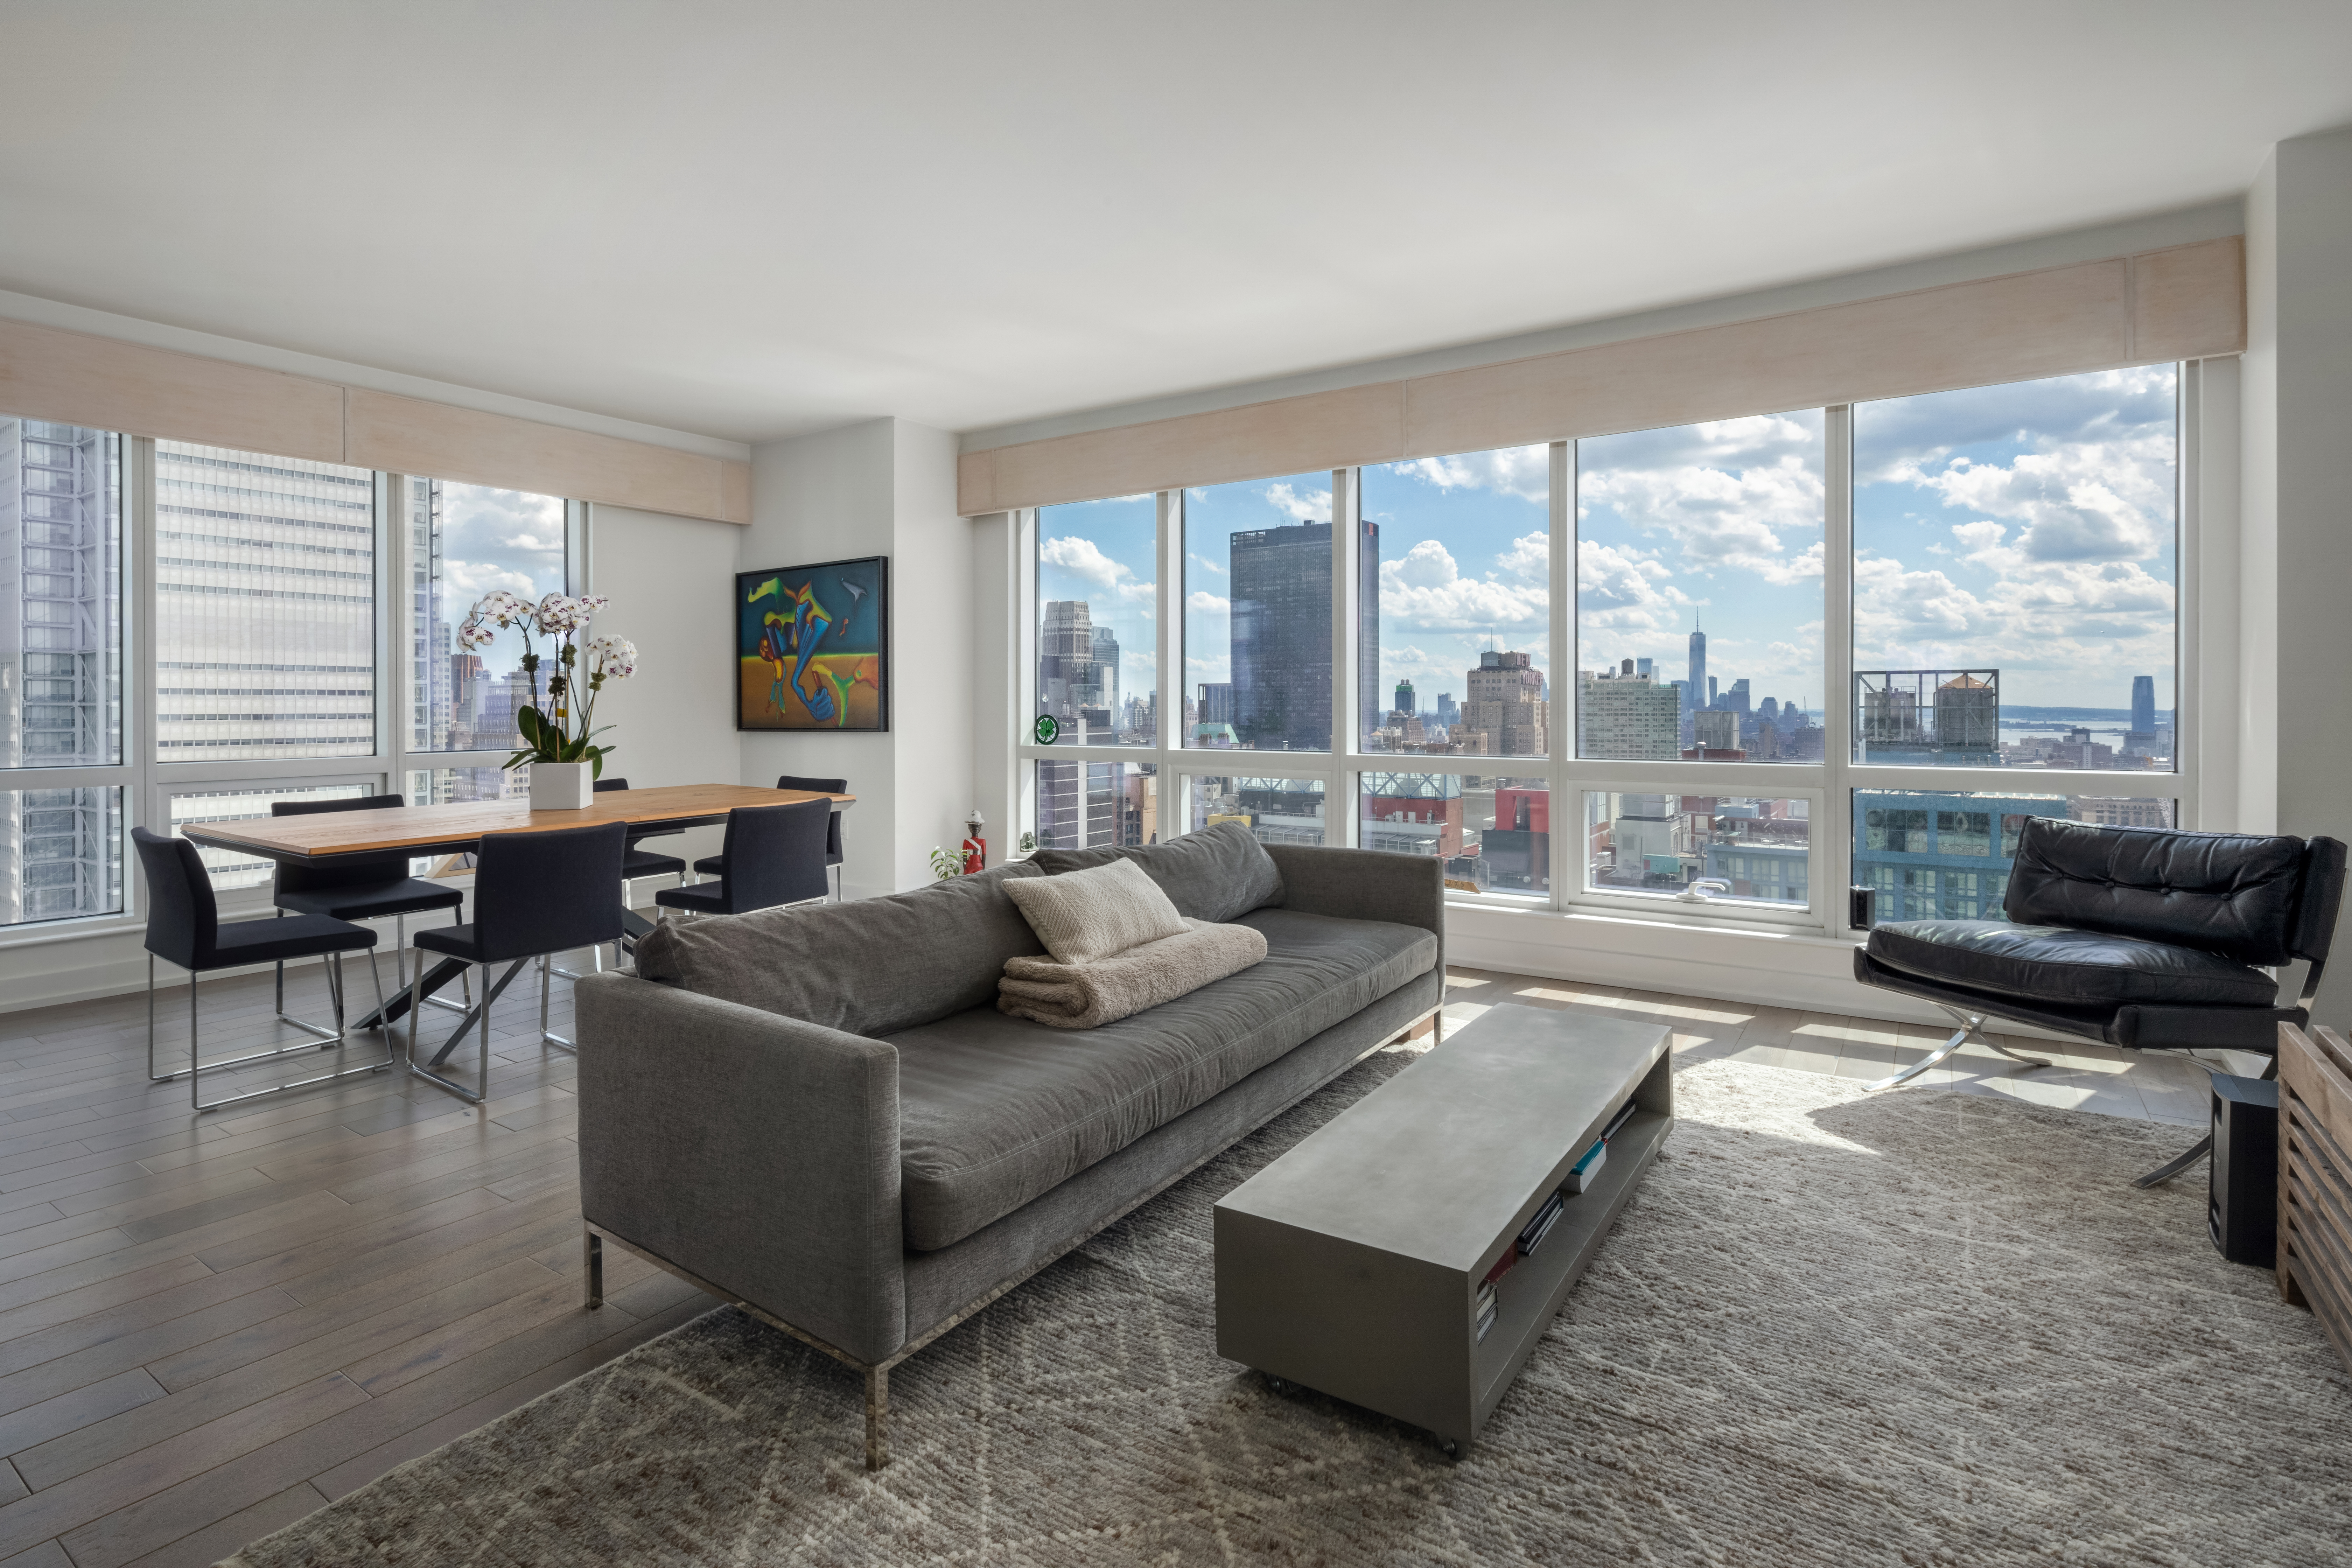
top-left (962, 809), bottom-right (987, 876)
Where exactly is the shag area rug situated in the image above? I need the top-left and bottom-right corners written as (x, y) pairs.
top-left (224, 1041), bottom-right (2352, 1567)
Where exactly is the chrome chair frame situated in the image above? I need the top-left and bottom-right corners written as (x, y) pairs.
top-left (149, 948), bottom-right (393, 1112)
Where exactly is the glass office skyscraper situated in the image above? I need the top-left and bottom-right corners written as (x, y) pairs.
top-left (0, 417), bottom-right (122, 925)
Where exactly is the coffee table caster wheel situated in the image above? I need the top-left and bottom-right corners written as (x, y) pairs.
top-left (1437, 1437), bottom-right (1461, 1460)
top-left (1265, 1375), bottom-right (1293, 1396)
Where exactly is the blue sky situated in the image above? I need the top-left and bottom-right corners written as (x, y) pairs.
top-left (1036, 492), bottom-right (1157, 722)
top-left (1853, 365), bottom-right (2176, 714)
top-left (1361, 450), bottom-right (1549, 729)
top-left (1576, 412), bottom-right (1826, 717)
top-left (1033, 364), bottom-right (2176, 739)
top-left (439, 481), bottom-right (567, 681)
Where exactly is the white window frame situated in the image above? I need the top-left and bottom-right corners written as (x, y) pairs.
top-left (0, 433), bottom-right (584, 946)
top-left (1010, 365), bottom-right (2202, 944)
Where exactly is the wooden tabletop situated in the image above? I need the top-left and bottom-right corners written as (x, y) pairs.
top-left (180, 783), bottom-right (854, 861)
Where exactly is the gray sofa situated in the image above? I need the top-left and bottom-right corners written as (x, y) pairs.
top-left (572, 822), bottom-right (1443, 1467)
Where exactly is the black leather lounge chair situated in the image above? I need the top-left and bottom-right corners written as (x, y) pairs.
top-left (1853, 816), bottom-right (2346, 1187)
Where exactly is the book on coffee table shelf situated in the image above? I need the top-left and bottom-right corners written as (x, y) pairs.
top-left (1215, 1003), bottom-right (1675, 1457)
top-left (1562, 1138), bottom-right (1606, 1195)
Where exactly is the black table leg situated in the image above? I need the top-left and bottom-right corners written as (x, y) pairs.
top-left (354, 957), bottom-right (470, 1032)
top-left (426, 958), bottom-right (533, 1069)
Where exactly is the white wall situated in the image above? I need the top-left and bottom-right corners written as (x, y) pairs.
top-left (583, 504), bottom-right (744, 874)
top-left (2240, 156), bottom-right (2282, 839)
top-left (739, 418), bottom-right (970, 897)
top-left (2248, 125), bottom-right (2352, 1028)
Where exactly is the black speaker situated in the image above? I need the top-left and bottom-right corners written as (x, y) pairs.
top-left (2209, 1072), bottom-right (2279, 1268)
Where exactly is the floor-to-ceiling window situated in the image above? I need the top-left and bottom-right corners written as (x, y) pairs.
top-left (0, 413), bottom-right (584, 936)
top-left (0, 415), bottom-right (123, 927)
top-left (1013, 363), bottom-right (2190, 940)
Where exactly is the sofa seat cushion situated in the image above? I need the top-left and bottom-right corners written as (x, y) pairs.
top-left (1866, 919), bottom-right (2278, 1009)
top-left (887, 908), bottom-right (1437, 1251)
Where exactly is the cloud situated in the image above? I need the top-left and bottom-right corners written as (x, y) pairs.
top-left (1186, 590), bottom-right (1229, 613)
top-left (1574, 538), bottom-right (1686, 635)
top-left (1038, 535), bottom-right (1124, 593)
top-left (1496, 531), bottom-right (1549, 585)
top-left (1262, 482), bottom-right (1331, 522)
top-left (1853, 364), bottom-right (2178, 487)
top-left (1381, 445), bottom-right (1549, 502)
top-left (444, 560), bottom-right (541, 599)
top-left (1902, 439), bottom-right (2171, 563)
top-left (1187, 553), bottom-right (1226, 576)
top-left (1379, 540), bottom-right (1548, 630)
top-left (1578, 447), bottom-right (1823, 580)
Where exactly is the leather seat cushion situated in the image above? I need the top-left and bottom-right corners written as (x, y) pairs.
top-left (888, 907), bottom-right (1438, 1251)
top-left (1867, 919), bottom-right (2278, 1009)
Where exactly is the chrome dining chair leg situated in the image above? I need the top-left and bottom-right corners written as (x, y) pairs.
top-left (422, 907), bottom-right (471, 1015)
top-left (147, 954), bottom-right (164, 1082)
top-left (266, 910), bottom-right (346, 1046)
top-left (539, 946), bottom-right (580, 1053)
top-left (407, 954), bottom-right (486, 1106)
top-left (188, 969), bottom-right (202, 1111)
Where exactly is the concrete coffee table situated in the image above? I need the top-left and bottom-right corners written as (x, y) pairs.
top-left (1214, 1001), bottom-right (1673, 1455)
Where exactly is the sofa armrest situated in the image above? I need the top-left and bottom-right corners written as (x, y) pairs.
top-left (574, 971), bottom-right (905, 1364)
top-left (1262, 844), bottom-right (1445, 981)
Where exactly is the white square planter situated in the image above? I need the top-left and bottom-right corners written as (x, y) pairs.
top-left (529, 761), bottom-right (594, 810)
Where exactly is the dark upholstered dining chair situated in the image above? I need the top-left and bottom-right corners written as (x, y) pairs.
top-left (406, 821), bottom-right (626, 1104)
top-left (133, 828), bottom-right (390, 1112)
top-left (270, 792), bottom-right (465, 1014)
top-left (592, 777), bottom-right (688, 896)
top-left (661, 798), bottom-right (831, 918)
top-left (1854, 816), bottom-right (2347, 1186)
top-left (695, 774), bottom-right (845, 900)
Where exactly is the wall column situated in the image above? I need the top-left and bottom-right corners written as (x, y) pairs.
top-left (2245, 124), bottom-right (2352, 1026)
top-left (741, 418), bottom-right (971, 897)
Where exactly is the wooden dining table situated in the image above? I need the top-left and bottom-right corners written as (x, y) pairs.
top-left (180, 783), bottom-right (855, 1052)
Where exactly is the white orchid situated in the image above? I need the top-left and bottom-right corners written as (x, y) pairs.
top-left (456, 589), bottom-right (643, 780)
top-left (584, 635), bottom-right (638, 681)
top-left (469, 589), bottom-right (532, 628)
top-left (533, 593), bottom-right (592, 635)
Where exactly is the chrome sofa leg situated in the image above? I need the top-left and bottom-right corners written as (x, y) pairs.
top-left (865, 1366), bottom-right (890, 1471)
top-left (584, 1229), bottom-right (603, 1308)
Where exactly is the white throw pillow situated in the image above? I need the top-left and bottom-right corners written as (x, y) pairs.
top-left (1003, 858), bottom-right (1188, 965)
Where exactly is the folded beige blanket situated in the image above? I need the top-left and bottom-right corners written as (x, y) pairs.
top-left (997, 918), bottom-right (1267, 1029)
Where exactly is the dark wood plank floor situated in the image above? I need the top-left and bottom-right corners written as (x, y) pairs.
top-left (0, 952), bottom-right (715, 1568)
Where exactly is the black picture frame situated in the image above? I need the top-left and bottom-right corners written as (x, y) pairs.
top-left (733, 556), bottom-right (890, 732)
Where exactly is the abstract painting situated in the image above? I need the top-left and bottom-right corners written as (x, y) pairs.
top-left (735, 557), bottom-right (889, 731)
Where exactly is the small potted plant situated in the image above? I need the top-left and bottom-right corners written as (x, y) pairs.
top-left (458, 591), bottom-right (638, 809)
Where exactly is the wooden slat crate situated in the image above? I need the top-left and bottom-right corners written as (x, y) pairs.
top-left (2278, 1021), bottom-right (2352, 1373)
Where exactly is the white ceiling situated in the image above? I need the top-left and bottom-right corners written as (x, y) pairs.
top-left (3, 2), bottom-right (2349, 447)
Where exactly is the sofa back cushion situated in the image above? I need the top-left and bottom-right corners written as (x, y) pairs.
top-left (633, 861), bottom-right (1048, 1036)
top-left (2004, 817), bottom-right (2312, 966)
top-left (1030, 819), bottom-right (1284, 923)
